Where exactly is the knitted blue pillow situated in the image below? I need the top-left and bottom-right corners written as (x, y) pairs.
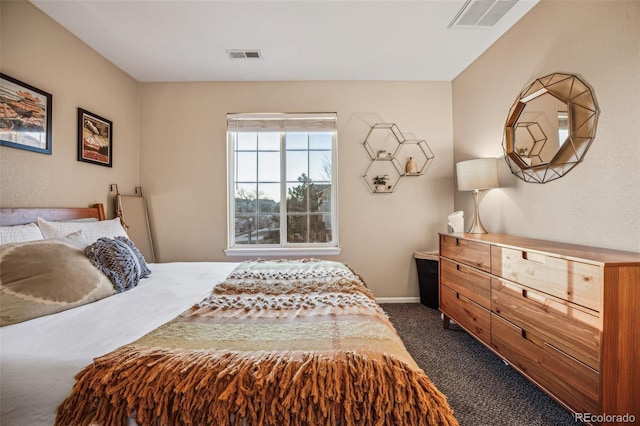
top-left (85, 236), bottom-right (151, 293)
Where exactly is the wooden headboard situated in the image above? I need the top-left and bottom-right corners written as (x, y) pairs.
top-left (0, 204), bottom-right (105, 226)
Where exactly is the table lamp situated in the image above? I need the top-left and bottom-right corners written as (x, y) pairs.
top-left (456, 158), bottom-right (499, 234)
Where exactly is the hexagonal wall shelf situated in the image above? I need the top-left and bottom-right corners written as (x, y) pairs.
top-left (362, 123), bottom-right (435, 193)
top-left (399, 139), bottom-right (435, 176)
top-left (362, 123), bottom-right (405, 160)
top-left (362, 158), bottom-right (404, 193)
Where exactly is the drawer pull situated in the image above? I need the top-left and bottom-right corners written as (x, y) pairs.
top-left (522, 289), bottom-right (528, 298)
top-left (522, 251), bottom-right (545, 264)
top-left (520, 328), bottom-right (546, 349)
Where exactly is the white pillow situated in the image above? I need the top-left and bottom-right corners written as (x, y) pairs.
top-left (37, 217), bottom-right (128, 244)
top-left (0, 223), bottom-right (45, 244)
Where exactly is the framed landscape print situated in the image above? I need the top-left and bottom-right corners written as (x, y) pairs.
top-left (0, 73), bottom-right (53, 155)
top-left (78, 108), bottom-right (112, 167)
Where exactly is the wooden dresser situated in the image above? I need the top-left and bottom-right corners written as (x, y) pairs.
top-left (439, 232), bottom-right (640, 424)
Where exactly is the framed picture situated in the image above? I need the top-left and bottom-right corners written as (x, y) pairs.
top-left (0, 73), bottom-right (53, 155)
top-left (78, 108), bottom-right (112, 167)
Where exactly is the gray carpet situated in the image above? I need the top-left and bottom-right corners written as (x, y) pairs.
top-left (380, 303), bottom-right (579, 426)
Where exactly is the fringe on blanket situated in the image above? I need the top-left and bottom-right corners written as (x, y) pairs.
top-left (55, 347), bottom-right (459, 426)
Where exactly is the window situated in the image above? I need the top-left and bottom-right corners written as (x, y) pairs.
top-left (226, 113), bottom-right (339, 256)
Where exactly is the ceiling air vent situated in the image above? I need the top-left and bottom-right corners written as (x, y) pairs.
top-left (227, 49), bottom-right (262, 60)
top-left (448, 0), bottom-right (518, 28)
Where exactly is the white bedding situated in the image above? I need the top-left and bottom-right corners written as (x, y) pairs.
top-left (0, 261), bottom-right (239, 426)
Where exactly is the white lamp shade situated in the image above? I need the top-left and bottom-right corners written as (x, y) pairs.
top-left (456, 158), bottom-right (499, 191)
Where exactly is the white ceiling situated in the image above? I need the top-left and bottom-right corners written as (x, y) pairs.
top-left (31, 0), bottom-right (539, 83)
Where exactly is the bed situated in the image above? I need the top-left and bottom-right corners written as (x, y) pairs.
top-left (0, 204), bottom-right (458, 426)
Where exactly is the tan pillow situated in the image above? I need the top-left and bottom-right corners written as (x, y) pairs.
top-left (0, 240), bottom-right (116, 326)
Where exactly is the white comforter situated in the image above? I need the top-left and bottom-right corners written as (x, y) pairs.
top-left (0, 262), bottom-right (239, 426)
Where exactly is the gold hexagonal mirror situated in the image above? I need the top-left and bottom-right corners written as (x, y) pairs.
top-left (503, 73), bottom-right (599, 183)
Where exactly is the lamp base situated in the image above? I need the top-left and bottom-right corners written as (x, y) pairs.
top-left (468, 190), bottom-right (488, 234)
top-left (468, 219), bottom-right (488, 234)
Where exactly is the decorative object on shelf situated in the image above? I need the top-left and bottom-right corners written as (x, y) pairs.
top-left (0, 73), bottom-right (52, 155)
top-left (361, 122), bottom-right (435, 193)
top-left (403, 139), bottom-right (435, 176)
top-left (503, 72), bottom-right (599, 183)
top-left (456, 158), bottom-right (499, 234)
top-left (373, 175), bottom-right (391, 192)
top-left (406, 157), bottom-right (418, 174)
top-left (78, 108), bottom-right (113, 167)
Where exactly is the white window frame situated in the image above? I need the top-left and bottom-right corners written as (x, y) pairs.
top-left (225, 113), bottom-right (340, 257)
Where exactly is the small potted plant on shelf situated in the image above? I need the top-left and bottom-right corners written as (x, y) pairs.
top-left (373, 175), bottom-right (391, 192)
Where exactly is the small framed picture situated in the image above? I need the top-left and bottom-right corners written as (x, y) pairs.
top-left (0, 73), bottom-right (53, 155)
top-left (78, 108), bottom-right (112, 167)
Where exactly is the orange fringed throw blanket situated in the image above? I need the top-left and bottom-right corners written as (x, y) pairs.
top-left (56, 259), bottom-right (458, 426)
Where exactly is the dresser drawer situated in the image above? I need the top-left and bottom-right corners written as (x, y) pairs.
top-left (491, 278), bottom-right (601, 370)
top-left (491, 246), bottom-right (602, 311)
top-left (491, 314), bottom-right (599, 415)
top-left (440, 235), bottom-right (491, 272)
top-left (440, 258), bottom-right (491, 309)
top-left (440, 285), bottom-right (491, 346)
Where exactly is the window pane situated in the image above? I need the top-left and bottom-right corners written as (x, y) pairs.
top-left (316, 186), bottom-right (331, 218)
top-left (286, 181), bottom-right (308, 213)
top-left (308, 182), bottom-right (324, 213)
top-left (237, 132), bottom-right (257, 150)
top-left (287, 215), bottom-right (308, 243)
top-left (309, 132), bottom-right (331, 150)
top-left (235, 215), bottom-right (257, 245)
top-left (309, 150), bottom-right (331, 182)
top-left (236, 151), bottom-right (256, 182)
top-left (256, 214), bottom-right (280, 245)
top-left (319, 192), bottom-right (332, 241)
top-left (258, 132), bottom-right (280, 150)
top-left (257, 183), bottom-right (280, 213)
top-left (234, 184), bottom-right (257, 214)
top-left (286, 132), bottom-right (307, 150)
top-left (286, 150), bottom-right (308, 181)
top-left (258, 151), bottom-right (280, 182)
top-left (309, 214), bottom-right (329, 243)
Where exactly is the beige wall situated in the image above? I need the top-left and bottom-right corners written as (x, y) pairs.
top-left (140, 81), bottom-right (454, 297)
top-left (452, 0), bottom-right (640, 252)
top-left (0, 1), bottom-right (139, 215)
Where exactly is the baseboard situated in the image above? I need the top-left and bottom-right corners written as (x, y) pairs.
top-left (376, 297), bottom-right (421, 304)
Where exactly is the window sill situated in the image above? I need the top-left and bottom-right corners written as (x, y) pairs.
top-left (224, 247), bottom-right (342, 257)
